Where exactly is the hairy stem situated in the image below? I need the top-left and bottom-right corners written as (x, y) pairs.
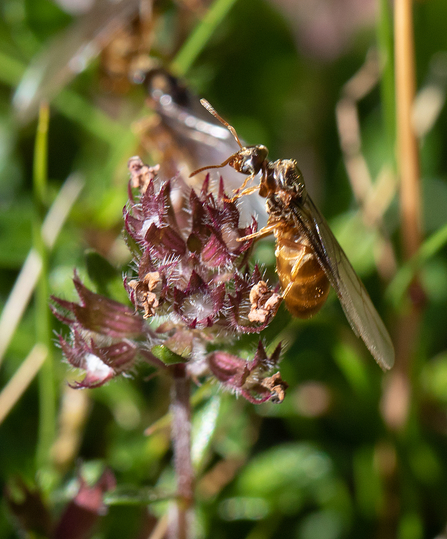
top-left (170, 364), bottom-right (193, 539)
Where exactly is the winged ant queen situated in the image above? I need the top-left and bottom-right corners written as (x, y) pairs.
top-left (190, 99), bottom-right (394, 371)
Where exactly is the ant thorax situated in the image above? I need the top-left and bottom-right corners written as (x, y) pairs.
top-left (259, 160), bottom-right (305, 204)
top-left (270, 159), bottom-right (304, 191)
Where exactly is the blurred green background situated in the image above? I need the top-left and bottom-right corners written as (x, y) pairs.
top-left (1, 0), bottom-right (447, 537)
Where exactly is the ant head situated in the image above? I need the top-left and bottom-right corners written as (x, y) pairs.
top-left (189, 100), bottom-right (269, 179)
top-left (230, 145), bottom-right (269, 176)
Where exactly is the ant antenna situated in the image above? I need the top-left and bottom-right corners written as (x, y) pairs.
top-left (200, 99), bottom-right (243, 149)
top-left (189, 154), bottom-right (237, 177)
top-left (189, 99), bottom-right (245, 178)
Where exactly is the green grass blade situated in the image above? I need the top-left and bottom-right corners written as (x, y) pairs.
top-left (171, 0), bottom-right (240, 75)
top-left (387, 222), bottom-right (447, 308)
top-left (33, 102), bottom-right (56, 471)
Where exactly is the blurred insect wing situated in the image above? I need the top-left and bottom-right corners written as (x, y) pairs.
top-left (143, 76), bottom-right (268, 225)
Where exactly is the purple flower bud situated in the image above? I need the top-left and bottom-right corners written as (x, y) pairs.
top-left (206, 342), bottom-right (286, 403)
top-left (57, 329), bottom-right (139, 388)
top-left (52, 273), bottom-right (146, 339)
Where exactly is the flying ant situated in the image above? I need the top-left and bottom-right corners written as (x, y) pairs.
top-left (190, 99), bottom-right (394, 370)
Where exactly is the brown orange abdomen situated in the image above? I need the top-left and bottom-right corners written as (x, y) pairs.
top-left (275, 232), bottom-right (330, 318)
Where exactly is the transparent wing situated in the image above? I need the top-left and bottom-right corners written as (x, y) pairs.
top-left (292, 193), bottom-right (394, 370)
top-left (143, 71), bottom-right (268, 226)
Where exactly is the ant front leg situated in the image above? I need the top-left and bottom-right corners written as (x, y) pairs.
top-left (230, 174), bottom-right (258, 202)
top-left (230, 185), bottom-right (260, 203)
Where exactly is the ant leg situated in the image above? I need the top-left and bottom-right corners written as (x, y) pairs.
top-left (281, 248), bottom-right (311, 299)
top-left (239, 185), bottom-right (260, 197)
top-left (237, 222), bottom-right (279, 242)
top-left (282, 282), bottom-right (294, 299)
top-left (230, 184), bottom-right (260, 202)
top-left (235, 174), bottom-right (255, 193)
top-left (230, 174), bottom-right (256, 201)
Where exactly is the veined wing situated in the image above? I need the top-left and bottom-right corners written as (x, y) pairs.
top-left (293, 192), bottom-right (394, 370)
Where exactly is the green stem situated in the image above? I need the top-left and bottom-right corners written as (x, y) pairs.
top-left (0, 49), bottom-right (25, 85)
top-left (33, 102), bottom-right (56, 471)
top-left (171, 0), bottom-right (239, 76)
top-left (377, 0), bottom-right (396, 166)
top-left (387, 222), bottom-right (447, 308)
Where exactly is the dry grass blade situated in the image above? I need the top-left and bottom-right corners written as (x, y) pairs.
top-left (0, 344), bottom-right (47, 425)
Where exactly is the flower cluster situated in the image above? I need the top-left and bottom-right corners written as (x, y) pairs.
top-left (53, 157), bottom-right (287, 403)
